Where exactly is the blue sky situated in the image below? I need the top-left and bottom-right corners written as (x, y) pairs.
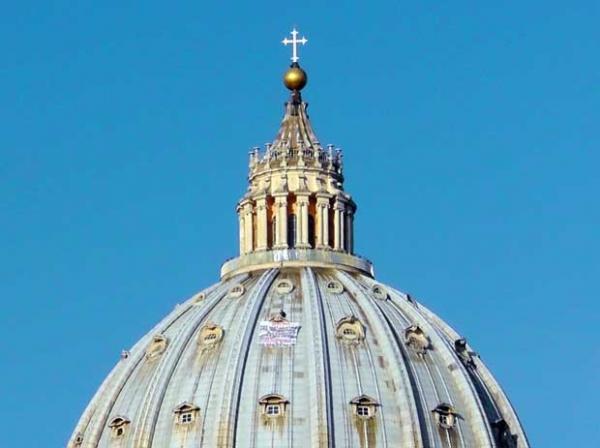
top-left (1, 1), bottom-right (598, 446)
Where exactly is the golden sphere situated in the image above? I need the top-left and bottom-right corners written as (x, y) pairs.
top-left (283, 66), bottom-right (307, 91)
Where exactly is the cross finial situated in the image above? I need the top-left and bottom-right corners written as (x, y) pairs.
top-left (282, 28), bottom-right (308, 63)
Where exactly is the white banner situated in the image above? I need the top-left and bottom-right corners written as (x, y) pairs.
top-left (259, 319), bottom-right (301, 346)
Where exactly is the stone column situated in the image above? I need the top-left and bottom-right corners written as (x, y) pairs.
top-left (296, 194), bottom-right (310, 249)
top-left (333, 198), bottom-right (345, 251)
top-left (255, 196), bottom-right (268, 251)
top-left (238, 207), bottom-right (245, 254)
top-left (316, 194), bottom-right (330, 249)
top-left (345, 208), bottom-right (354, 254)
top-left (273, 194), bottom-right (288, 249)
top-left (242, 201), bottom-right (254, 254)
top-left (339, 209), bottom-right (346, 251)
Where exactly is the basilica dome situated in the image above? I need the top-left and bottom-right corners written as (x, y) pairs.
top-left (69, 31), bottom-right (529, 448)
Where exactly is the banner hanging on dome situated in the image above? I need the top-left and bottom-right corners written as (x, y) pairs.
top-left (259, 319), bottom-right (301, 346)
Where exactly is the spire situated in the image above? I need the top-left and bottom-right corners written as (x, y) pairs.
top-left (248, 28), bottom-right (339, 175)
top-left (249, 98), bottom-right (343, 177)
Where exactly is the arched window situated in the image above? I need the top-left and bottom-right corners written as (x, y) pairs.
top-left (308, 214), bottom-right (315, 248)
top-left (287, 214), bottom-right (297, 247)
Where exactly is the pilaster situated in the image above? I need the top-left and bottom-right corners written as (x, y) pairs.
top-left (273, 194), bottom-right (288, 249)
top-left (333, 198), bottom-right (345, 251)
top-left (254, 196), bottom-right (268, 251)
top-left (296, 193), bottom-right (311, 249)
top-left (316, 194), bottom-right (331, 250)
top-left (345, 207), bottom-right (354, 254)
top-left (237, 206), bottom-right (245, 254)
top-left (241, 200), bottom-right (254, 253)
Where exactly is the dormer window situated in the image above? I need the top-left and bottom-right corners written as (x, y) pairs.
top-left (145, 334), bottom-right (168, 359)
top-left (371, 284), bottom-right (388, 300)
top-left (258, 394), bottom-right (289, 419)
top-left (432, 403), bottom-right (461, 429)
top-left (193, 292), bottom-right (206, 305)
top-left (350, 395), bottom-right (380, 419)
top-left (73, 433), bottom-right (84, 446)
top-left (228, 284), bottom-right (245, 298)
top-left (404, 325), bottom-right (431, 354)
top-left (173, 402), bottom-right (200, 426)
top-left (454, 338), bottom-right (477, 367)
top-left (108, 416), bottom-right (130, 438)
top-left (326, 280), bottom-right (344, 294)
top-left (275, 278), bottom-right (294, 294)
top-left (197, 322), bottom-right (224, 348)
top-left (336, 316), bottom-right (366, 344)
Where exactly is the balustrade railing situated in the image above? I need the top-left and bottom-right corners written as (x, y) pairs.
top-left (249, 142), bottom-right (343, 173)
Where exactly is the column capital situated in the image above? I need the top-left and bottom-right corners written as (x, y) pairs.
top-left (333, 201), bottom-right (346, 211)
top-left (238, 197), bottom-right (253, 208)
top-left (296, 194), bottom-right (310, 205)
top-left (255, 195), bottom-right (268, 251)
top-left (254, 195), bottom-right (268, 211)
top-left (273, 194), bottom-right (288, 249)
top-left (273, 195), bottom-right (288, 206)
top-left (254, 194), bottom-right (268, 202)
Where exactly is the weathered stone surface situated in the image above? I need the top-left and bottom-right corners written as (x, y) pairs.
top-left (68, 268), bottom-right (528, 448)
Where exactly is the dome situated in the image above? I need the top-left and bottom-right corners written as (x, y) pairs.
top-left (69, 29), bottom-right (528, 448)
top-left (69, 268), bottom-right (527, 448)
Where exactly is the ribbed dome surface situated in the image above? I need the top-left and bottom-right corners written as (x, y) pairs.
top-left (69, 267), bottom-right (527, 448)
